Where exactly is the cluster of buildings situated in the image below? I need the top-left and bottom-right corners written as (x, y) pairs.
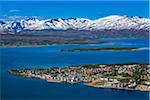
top-left (10, 64), bottom-right (150, 90)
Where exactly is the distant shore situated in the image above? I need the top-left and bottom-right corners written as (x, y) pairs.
top-left (0, 44), bottom-right (59, 48)
top-left (0, 42), bottom-right (114, 48)
top-left (60, 47), bottom-right (141, 52)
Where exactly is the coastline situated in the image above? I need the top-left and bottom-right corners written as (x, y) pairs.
top-left (0, 44), bottom-right (62, 48)
top-left (85, 82), bottom-right (150, 92)
top-left (38, 78), bottom-right (150, 91)
top-left (1, 45), bottom-right (148, 52)
top-left (13, 74), bottom-right (150, 92)
top-left (15, 75), bottom-right (150, 92)
top-left (33, 77), bottom-right (150, 91)
top-left (9, 63), bottom-right (150, 92)
top-left (46, 79), bottom-right (62, 83)
top-left (60, 47), bottom-right (142, 52)
top-left (0, 43), bottom-right (104, 48)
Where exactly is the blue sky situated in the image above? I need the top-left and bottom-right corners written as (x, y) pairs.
top-left (0, 1), bottom-right (149, 21)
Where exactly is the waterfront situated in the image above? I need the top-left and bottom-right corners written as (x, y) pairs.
top-left (1, 38), bottom-right (149, 100)
top-left (9, 64), bottom-right (150, 91)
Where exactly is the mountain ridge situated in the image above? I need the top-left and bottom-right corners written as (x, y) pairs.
top-left (0, 15), bottom-right (150, 33)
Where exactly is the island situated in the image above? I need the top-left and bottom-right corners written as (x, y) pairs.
top-left (60, 47), bottom-right (140, 52)
top-left (9, 63), bottom-right (150, 91)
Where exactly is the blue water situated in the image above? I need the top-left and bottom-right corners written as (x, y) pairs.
top-left (1, 38), bottom-right (149, 100)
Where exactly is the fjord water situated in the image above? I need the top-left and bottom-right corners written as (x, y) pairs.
top-left (1, 38), bottom-right (149, 100)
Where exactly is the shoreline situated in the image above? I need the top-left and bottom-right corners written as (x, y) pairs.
top-left (1, 46), bottom-right (148, 52)
top-left (22, 75), bottom-right (150, 92)
top-left (23, 76), bottom-right (150, 92)
top-left (1, 37), bottom-right (148, 48)
top-left (44, 78), bottom-right (150, 91)
top-left (9, 63), bottom-right (150, 92)
top-left (46, 79), bottom-right (62, 83)
top-left (0, 44), bottom-right (63, 48)
top-left (85, 83), bottom-right (150, 92)
top-left (0, 43), bottom-right (109, 48)
top-left (60, 47), bottom-right (142, 52)
top-left (42, 78), bottom-right (150, 91)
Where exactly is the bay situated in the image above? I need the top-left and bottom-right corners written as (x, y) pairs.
top-left (1, 38), bottom-right (149, 100)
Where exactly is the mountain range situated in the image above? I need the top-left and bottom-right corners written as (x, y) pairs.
top-left (0, 15), bottom-right (150, 33)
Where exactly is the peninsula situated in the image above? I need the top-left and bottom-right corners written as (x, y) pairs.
top-left (9, 63), bottom-right (150, 91)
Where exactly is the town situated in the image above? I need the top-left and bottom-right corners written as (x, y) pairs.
top-left (9, 63), bottom-right (150, 91)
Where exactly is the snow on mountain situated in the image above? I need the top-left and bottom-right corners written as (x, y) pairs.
top-left (0, 15), bottom-right (150, 33)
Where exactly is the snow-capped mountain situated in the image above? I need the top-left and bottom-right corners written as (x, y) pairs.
top-left (0, 15), bottom-right (150, 33)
